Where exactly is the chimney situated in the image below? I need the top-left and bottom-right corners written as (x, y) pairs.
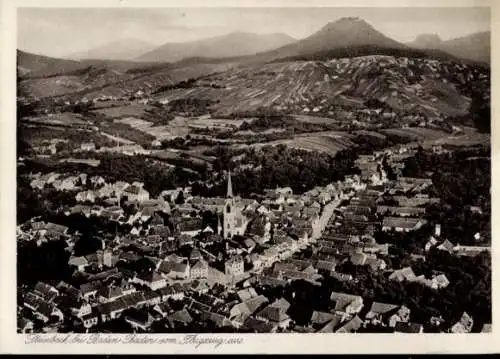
top-left (435, 224), bottom-right (441, 237)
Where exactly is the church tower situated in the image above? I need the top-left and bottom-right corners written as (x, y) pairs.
top-left (223, 171), bottom-right (236, 239)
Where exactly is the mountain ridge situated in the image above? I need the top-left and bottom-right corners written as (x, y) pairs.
top-left (68, 38), bottom-right (157, 61)
top-left (407, 31), bottom-right (490, 64)
top-left (137, 31), bottom-right (296, 62)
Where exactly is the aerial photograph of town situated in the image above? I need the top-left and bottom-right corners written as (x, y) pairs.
top-left (16, 6), bottom-right (491, 334)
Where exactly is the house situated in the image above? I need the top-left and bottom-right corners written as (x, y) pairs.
top-left (377, 206), bottom-right (426, 217)
top-left (95, 185), bottom-right (114, 199)
top-left (236, 287), bottom-right (258, 302)
top-left (437, 239), bottom-right (455, 253)
top-left (450, 312), bottom-right (473, 333)
top-left (365, 256), bottom-right (387, 271)
top-left (310, 311), bottom-right (338, 327)
top-left (98, 285), bottom-right (124, 303)
top-left (69, 204), bottom-right (92, 217)
top-left (394, 321), bottom-right (424, 333)
top-left (389, 267), bottom-right (416, 282)
top-left (225, 256), bottom-right (244, 276)
top-left (17, 317), bottom-right (34, 333)
top-left (335, 315), bottom-right (363, 333)
top-left (132, 271), bottom-right (167, 291)
top-left (79, 313), bottom-right (98, 329)
top-left (365, 302), bottom-right (400, 325)
top-left (80, 282), bottom-right (102, 300)
top-left (241, 317), bottom-right (274, 333)
top-left (255, 298), bottom-right (292, 330)
top-left (199, 310), bottom-right (232, 328)
top-left (314, 260), bottom-right (337, 274)
top-left (153, 302), bottom-right (173, 318)
top-left (69, 256), bottom-right (89, 272)
top-left (168, 309), bottom-right (193, 327)
top-left (229, 295), bottom-right (269, 326)
top-left (123, 185), bottom-right (149, 202)
top-left (81, 142), bottom-right (96, 151)
top-left (382, 217), bottom-right (426, 232)
top-left (453, 244), bottom-right (490, 257)
top-left (316, 313), bottom-right (345, 333)
top-left (432, 274), bottom-right (450, 289)
top-left (159, 260), bottom-right (190, 280)
top-left (350, 252), bottom-right (369, 266)
top-left (425, 237), bottom-right (439, 252)
top-left (330, 292), bottom-right (364, 316)
top-left (125, 308), bottom-right (154, 331)
top-left (177, 217), bottom-right (204, 237)
top-left (75, 190), bottom-right (96, 203)
top-left (383, 303), bottom-right (409, 325)
top-left (189, 280), bottom-right (210, 294)
top-left (33, 282), bottom-right (59, 302)
top-left (481, 323), bottom-right (492, 333)
top-left (24, 293), bottom-right (64, 323)
top-left (190, 260), bottom-right (209, 279)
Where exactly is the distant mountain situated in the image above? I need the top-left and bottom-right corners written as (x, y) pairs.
top-left (408, 34), bottom-right (443, 49)
top-left (69, 39), bottom-right (157, 61)
top-left (251, 17), bottom-right (407, 62)
top-left (137, 31), bottom-right (296, 62)
top-left (408, 31), bottom-right (490, 64)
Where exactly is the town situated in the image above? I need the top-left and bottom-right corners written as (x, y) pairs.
top-left (17, 138), bottom-right (491, 334)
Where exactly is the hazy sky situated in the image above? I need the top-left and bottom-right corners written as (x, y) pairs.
top-left (18, 7), bottom-right (490, 58)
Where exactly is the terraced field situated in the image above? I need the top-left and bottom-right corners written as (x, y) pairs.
top-left (153, 55), bottom-right (479, 118)
top-left (20, 62), bottom-right (238, 100)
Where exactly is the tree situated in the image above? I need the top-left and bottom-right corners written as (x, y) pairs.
top-left (175, 191), bottom-right (185, 205)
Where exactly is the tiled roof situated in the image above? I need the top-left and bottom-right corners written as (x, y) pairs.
top-left (330, 292), bottom-right (362, 311)
top-left (335, 315), bottom-right (363, 333)
top-left (311, 311), bottom-right (337, 325)
top-left (394, 322), bottom-right (422, 333)
top-left (368, 302), bottom-right (400, 315)
top-left (317, 314), bottom-right (345, 333)
top-left (169, 309), bottom-right (193, 324)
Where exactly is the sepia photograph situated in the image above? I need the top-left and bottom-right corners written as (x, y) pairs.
top-left (6, 0), bottom-right (495, 349)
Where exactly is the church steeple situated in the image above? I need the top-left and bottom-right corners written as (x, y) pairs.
top-left (227, 170), bottom-right (233, 198)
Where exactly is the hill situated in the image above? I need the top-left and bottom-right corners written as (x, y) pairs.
top-left (136, 31), bottom-right (296, 62)
top-left (152, 55), bottom-right (488, 120)
top-left (17, 50), bottom-right (87, 77)
top-left (249, 17), bottom-right (408, 62)
top-left (408, 31), bottom-right (490, 64)
top-left (69, 39), bottom-right (157, 61)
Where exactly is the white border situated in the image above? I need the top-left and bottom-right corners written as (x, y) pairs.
top-left (1, 0), bottom-right (499, 354)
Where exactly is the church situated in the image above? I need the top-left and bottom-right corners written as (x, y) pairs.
top-left (223, 171), bottom-right (250, 239)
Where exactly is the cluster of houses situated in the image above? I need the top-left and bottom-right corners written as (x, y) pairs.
top-left (19, 169), bottom-right (352, 333)
top-left (18, 141), bottom-right (490, 334)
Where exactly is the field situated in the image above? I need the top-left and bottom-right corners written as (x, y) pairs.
top-left (232, 131), bottom-right (357, 154)
top-left (381, 127), bottom-right (453, 141)
top-left (188, 117), bottom-right (251, 130)
top-left (293, 114), bottom-right (340, 124)
top-left (21, 62), bottom-right (239, 101)
top-left (23, 113), bottom-right (88, 128)
top-left (94, 103), bottom-right (154, 119)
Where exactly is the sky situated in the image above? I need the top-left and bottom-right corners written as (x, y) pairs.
top-left (17, 7), bottom-right (491, 58)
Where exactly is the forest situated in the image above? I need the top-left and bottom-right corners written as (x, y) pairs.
top-left (402, 146), bottom-right (491, 245)
top-left (192, 145), bottom-right (360, 198)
